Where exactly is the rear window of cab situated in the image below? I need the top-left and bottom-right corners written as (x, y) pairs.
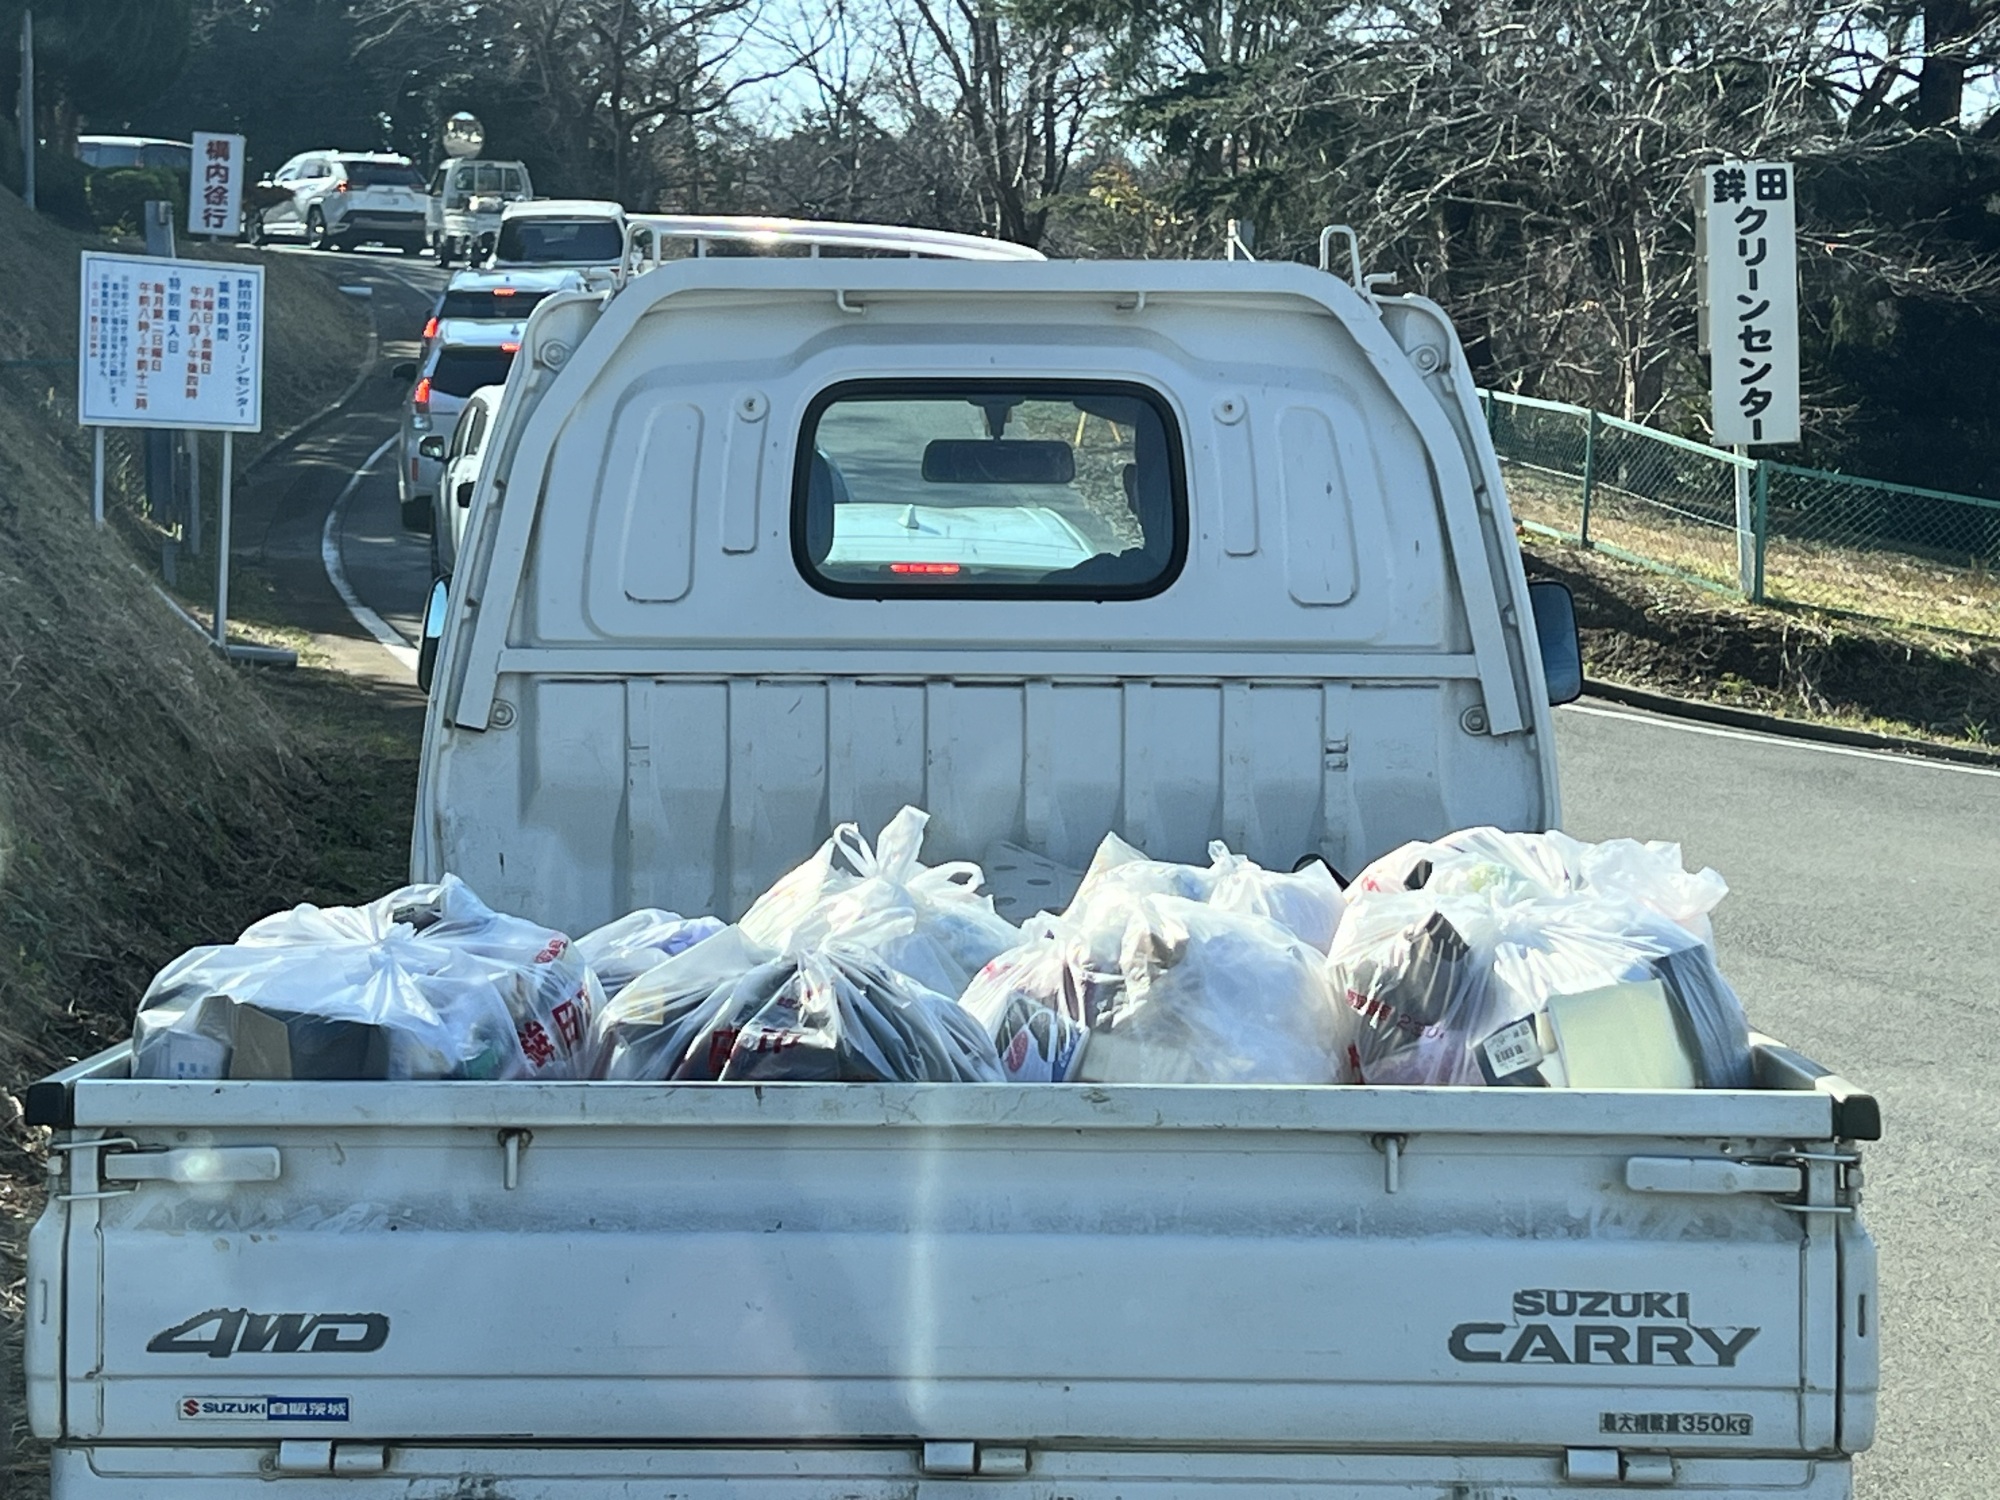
top-left (792, 380), bottom-right (1187, 600)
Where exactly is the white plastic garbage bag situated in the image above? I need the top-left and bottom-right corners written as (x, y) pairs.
top-left (1350, 828), bottom-right (1727, 945)
top-left (575, 909), bottom-right (726, 1000)
top-left (739, 807), bottom-right (1021, 996)
top-left (1058, 833), bottom-right (1221, 971)
top-left (594, 926), bottom-right (1004, 1083)
top-left (1097, 895), bottom-right (1356, 1084)
top-left (1327, 882), bottom-right (1752, 1089)
top-left (1205, 843), bottom-right (1347, 954)
top-left (133, 876), bottom-right (603, 1081)
top-left (960, 936), bottom-right (1097, 1082)
top-left (965, 896), bottom-right (1356, 1085)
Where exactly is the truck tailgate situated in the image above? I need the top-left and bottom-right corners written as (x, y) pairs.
top-left (38, 1070), bottom-right (1872, 1464)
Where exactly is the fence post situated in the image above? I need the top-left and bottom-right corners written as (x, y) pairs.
top-left (1579, 409), bottom-right (1599, 546)
top-left (1753, 460), bottom-right (1769, 603)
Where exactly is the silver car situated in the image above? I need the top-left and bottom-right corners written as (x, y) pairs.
top-left (394, 321), bottom-right (524, 535)
top-left (249, 151), bottom-right (429, 254)
top-left (417, 267), bottom-right (586, 362)
top-left (418, 384), bottom-right (506, 579)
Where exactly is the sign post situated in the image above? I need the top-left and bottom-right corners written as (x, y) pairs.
top-left (187, 133), bottom-right (245, 239)
top-left (1701, 160), bottom-right (1798, 596)
top-left (78, 250), bottom-right (265, 648)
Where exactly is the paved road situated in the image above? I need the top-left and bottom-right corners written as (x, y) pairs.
top-left (236, 248), bottom-right (442, 680)
top-left (256, 258), bottom-right (1996, 1492)
top-left (1557, 701), bottom-right (2000, 1498)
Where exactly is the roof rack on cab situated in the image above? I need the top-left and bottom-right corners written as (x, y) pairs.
top-left (615, 213), bottom-right (1044, 289)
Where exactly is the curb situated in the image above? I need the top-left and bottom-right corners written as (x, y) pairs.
top-left (1581, 677), bottom-right (2000, 769)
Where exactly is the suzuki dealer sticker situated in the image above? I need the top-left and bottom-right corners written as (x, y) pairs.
top-left (180, 1395), bottom-right (350, 1422)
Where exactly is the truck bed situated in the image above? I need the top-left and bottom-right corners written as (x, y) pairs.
top-left (27, 1038), bottom-right (1876, 1496)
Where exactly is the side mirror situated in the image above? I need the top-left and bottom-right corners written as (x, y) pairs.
top-left (418, 433), bottom-right (447, 461)
top-left (392, 361), bottom-right (419, 383)
top-left (417, 577), bottom-right (449, 694)
top-left (1528, 580), bottom-right (1583, 705)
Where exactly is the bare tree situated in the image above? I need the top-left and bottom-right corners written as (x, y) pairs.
top-left (353, 0), bottom-right (767, 206)
top-left (881, 0), bottom-right (1107, 245)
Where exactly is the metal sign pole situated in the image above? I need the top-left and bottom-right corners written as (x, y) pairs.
top-left (1734, 444), bottom-right (1755, 596)
top-left (213, 430), bottom-right (233, 647)
top-left (186, 429), bottom-right (202, 557)
top-left (91, 426), bottom-right (104, 526)
top-left (18, 9), bottom-right (33, 212)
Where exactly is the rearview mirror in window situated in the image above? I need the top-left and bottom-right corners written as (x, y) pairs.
top-left (921, 438), bottom-right (1076, 486)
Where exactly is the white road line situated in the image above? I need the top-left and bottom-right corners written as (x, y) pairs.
top-left (321, 434), bottom-right (419, 674)
top-left (1561, 701), bottom-right (2000, 779)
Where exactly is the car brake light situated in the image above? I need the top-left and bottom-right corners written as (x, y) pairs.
top-left (336, 180), bottom-right (349, 193)
top-left (890, 562), bottom-right (960, 575)
top-left (422, 316), bottom-right (439, 340)
top-left (413, 376), bottom-right (432, 412)
top-left (501, 342), bottom-right (520, 353)
top-left (492, 287), bottom-right (516, 297)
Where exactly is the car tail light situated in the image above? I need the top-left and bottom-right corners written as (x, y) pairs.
top-left (413, 376), bottom-right (432, 413)
top-left (336, 180), bottom-right (350, 193)
top-left (890, 562), bottom-right (960, 575)
top-left (492, 287), bottom-right (516, 297)
top-left (501, 342), bottom-right (520, 354)
top-left (422, 316), bottom-right (439, 340)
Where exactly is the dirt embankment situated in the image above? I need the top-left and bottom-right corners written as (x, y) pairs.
top-left (0, 190), bottom-right (417, 1493)
top-left (1524, 538), bottom-right (2000, 748)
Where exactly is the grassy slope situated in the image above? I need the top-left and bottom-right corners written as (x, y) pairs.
top-left (0, 191), bottom-right (417, 1491)
top-left (1523, 537), bottom-right (2000, 748)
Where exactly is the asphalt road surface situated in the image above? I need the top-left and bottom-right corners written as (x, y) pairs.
top-left (236, 247), bottom-right (442, 681)
top-left (261, 251), bottom-right (1994, 1495)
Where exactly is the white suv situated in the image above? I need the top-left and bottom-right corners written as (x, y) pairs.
top-left (249, 151), bottom-right (429, 254)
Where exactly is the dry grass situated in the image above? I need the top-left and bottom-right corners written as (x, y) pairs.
top-left (0, 191), bottom-right (413, 1497)
top-left (1523, 537), bottom-right (2000, 748)
top-left (1502, 460), bottom-right (2000, 638)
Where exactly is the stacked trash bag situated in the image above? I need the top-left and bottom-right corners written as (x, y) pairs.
top-left (129, 808), bottom-right (1752, 1090)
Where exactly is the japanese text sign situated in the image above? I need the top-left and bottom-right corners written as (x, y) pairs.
top-left (1704, 161), bottom-right (1799, 445)
top-left (77, 251), bottom-right (264, 432)
top-left (188, 132), bottom-right (245, 239)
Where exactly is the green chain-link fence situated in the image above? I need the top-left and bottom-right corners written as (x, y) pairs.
top-left (1483, 390), bottom-right (2000, 638)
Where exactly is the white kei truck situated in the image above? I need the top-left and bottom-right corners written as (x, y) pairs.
top-left (25, 219), bottom-right (1879, 1499)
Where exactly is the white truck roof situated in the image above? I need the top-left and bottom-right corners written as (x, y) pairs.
top-left (501, 197), bottom-right (625, 220)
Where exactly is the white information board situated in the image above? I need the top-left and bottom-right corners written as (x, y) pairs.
top-left (188, 132), bottom-right (245, 239)
top-left (78, 251), bottom-right (264, 432)
top-left (1703, 161), bottom-right (1799, 446)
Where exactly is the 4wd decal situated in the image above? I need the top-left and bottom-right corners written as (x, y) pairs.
top-left (1448, 1288), bottom-right (1759, 1368)
top-left (147, 1310), bottom-right (389, 1359)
